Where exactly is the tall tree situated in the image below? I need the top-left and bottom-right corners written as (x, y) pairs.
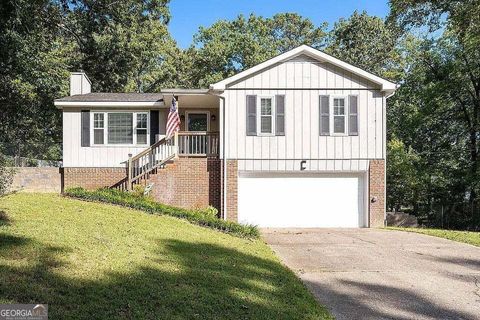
top-left (59, 0), bottom-right (174, 92)
top-left (191, 13), bottom-right (327, 87)
top-left (325, 11), bottom-right (404, 81)
top-left (389, 0), bottom-right (480, 226)
top-left (0, 0), bottom-right (181, 160)
top-left (0, 0), bottom-right (72, 159)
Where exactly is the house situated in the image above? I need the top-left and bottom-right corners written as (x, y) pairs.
top-left (54, 45), bottom-right (398, 228)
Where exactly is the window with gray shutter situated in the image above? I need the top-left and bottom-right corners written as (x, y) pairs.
top-left (349, 95), bottom-right (358, 136)
top-left (275, 95), bottom-right (285, 136)
top-left (319, 95), bottom-right (330, 136)
top-left (246, 95), bottom-right (257, 136)
top-left (81, 110), bottom-right (90, 147)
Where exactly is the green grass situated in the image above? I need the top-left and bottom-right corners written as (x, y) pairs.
top-left (0, 193), bottom-right (330, 319)
top-left (64, 187), bottom-right (259, 239)
top-left (386, 227), bottom-right (480, 247)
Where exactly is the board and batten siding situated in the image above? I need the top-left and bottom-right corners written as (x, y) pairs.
top-left (63, 109), bottom-right (147, 167)
top-left (222, 56), bottom-right (386, 172)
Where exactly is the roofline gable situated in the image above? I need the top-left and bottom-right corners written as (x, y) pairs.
top-left (210, 45), bottom-right (398, 93)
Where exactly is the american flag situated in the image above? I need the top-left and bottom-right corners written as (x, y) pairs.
top-left (166, 96), bottom-right (180, 139)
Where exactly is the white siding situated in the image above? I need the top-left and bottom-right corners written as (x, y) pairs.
top-left (63, 109), bottom-right (148, 167)
top-left (223, 56), bottom-right (386, 172)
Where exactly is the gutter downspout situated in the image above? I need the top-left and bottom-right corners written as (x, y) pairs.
top-left (219, 95), bottom-right (227, 220)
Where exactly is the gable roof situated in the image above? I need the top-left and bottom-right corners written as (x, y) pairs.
top-left (210, 45), bottom-right (398, 94)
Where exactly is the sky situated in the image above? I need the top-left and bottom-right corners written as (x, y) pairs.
top-left (168, 0), bottom-right (390, 48)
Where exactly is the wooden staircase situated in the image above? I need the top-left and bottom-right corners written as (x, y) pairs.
top-left (122, 131), bottom-right (220, 191)
top-left (125, 134), bottom-right (178, 191)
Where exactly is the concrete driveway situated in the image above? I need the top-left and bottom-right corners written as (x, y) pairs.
top-left (262, 228), bottom-right (480, 320)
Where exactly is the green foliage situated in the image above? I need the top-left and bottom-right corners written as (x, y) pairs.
top-left (387, 0), bottom-right (480, 228)
top-left (191, 13), bottom-right (327, 87)
top-left (64, 187), bottom-right (259, 238)
top-left (0, 155), bottom-right (14, 196)
top-left (326, 10), bottom-right (404, 81)
top-left (386, 138), bottom-right (422, 211)
top-left (194, 206), bottom-right (219, 220)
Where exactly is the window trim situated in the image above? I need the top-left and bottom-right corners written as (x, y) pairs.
top-left (257, 96), bottom-right (275, 136)
top-left (330, 95), bottom-right (348, 136)
top-left (185, 110), bottom-right (211, 132)
top-left (90, 111), bottom-right (150, 147)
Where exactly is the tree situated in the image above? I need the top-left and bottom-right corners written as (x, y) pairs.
top-left (191, 13), bottom-right (327, 87)
top-left (0, 0), bottom-right (71, 159)
top-left (389, 0), bottom-right (480, 227)
top-left (0, 0), bottom-right (179, 160)
top-left (325, 11), bottom-right (404, 81)
top-left (386, 137), bottom-right (422, 211)
top-left (59, 0), bottom-right (174, 92)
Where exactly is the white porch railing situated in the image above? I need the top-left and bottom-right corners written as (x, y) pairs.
top-left (126, 131), bottom-right (219, 190)
top-left (177, 132), bottom-right (219, 157)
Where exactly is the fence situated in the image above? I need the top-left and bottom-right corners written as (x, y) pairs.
top-left (410, 200), bottom-right (480, 231)
top-left (4, 156), bottom-right (62, 168)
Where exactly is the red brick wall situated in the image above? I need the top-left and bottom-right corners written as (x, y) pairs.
top-left (62, 167), bottom-right (127, 191)
top-left (221, 160), bottom-right (238, 222)
top-left (150, 158), bottom-right (221, 211)
top-left (369, 160), bottom-right (386, 227)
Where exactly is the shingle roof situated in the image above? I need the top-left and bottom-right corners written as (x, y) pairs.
top-left (55, 93), bottom-right (164, 102)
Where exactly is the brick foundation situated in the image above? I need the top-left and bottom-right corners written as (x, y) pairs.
top-left (369, 160), bottom-right (386, 227)
top-left (222, 160), bottom-right (238, 222)
top-left (62, 167), bottom-right (127, 191)
top-left (150, 158), bottom-right (221, 211)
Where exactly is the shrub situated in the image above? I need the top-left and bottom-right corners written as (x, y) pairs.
top-left (194, 206), bottom-right (219, 219)
top-left (0, 154), bottom-right (14, 196)
top-left (64, 187), bottom-right (259, 238)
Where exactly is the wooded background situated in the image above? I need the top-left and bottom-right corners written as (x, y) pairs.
top-left (1, 0), bottom-right (479, 229)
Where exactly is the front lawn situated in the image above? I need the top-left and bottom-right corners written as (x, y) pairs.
top-left (387, 227), bottom-right (480, 247)
top-left (0, 193), bottom-right (330, 319)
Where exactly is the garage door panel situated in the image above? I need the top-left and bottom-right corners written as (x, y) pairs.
top-left (238, 173), bottom-right (365, 228)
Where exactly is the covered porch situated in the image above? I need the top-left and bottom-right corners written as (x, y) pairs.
top-left (156, 89), bottom-right (220, 157)
top-left (126, 89), bottom-right (221, 189)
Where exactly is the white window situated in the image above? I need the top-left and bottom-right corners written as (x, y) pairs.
top-left (91, 112), bottom-right (149, 146)
top-left (258, 96), bottom-right (275, 135)
top-left (136, 113), bottom-right (148, 144)
top-left (93, 113), bottom-right (104, 144)
top-left (332, 97), bottom-right (347, 135)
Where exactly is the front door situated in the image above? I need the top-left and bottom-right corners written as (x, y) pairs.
top-left (185, 112), bottom-right (209, 154)
top-left (187, 112), bottom-right (209, 132)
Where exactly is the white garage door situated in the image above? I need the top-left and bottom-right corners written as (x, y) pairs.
top-left (238, 173), bottom-right (366, 228)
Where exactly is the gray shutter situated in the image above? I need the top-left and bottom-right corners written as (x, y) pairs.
top-left (348, 95), bottom-right (358, 136)
top-left (81, 110), bottom-right (90, 147)
top-left (246, 95), bottom-right (257, 136)
top-left (319, 95), bottom-right (330, 136)
top-left (275, 95), bottom-right (285, 136)
top-left (150, 110), bottom-right (159, 145)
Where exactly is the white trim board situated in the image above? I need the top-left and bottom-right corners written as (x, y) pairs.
top-left (211, 45), bottom-right (398, 94)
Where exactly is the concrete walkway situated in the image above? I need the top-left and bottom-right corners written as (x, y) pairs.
top-left (262, 228), bottom-right (480, 320)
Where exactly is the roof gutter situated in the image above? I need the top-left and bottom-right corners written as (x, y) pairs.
top-left (53, 101), bottom-right (165, 109)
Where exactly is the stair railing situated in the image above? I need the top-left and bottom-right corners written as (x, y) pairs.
top-left (126, 132), bottom-right (178, 190)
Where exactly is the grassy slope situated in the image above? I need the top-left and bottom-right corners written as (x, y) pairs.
top-left (387, 227), bottom-right (480, 247)
top-left (0, 193), bottom-right (330, 319)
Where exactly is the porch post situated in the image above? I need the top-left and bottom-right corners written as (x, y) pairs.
top-left (174, 131), bottom-right (179, 159)
top-left (127, 153), bottom-right (132, 191)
